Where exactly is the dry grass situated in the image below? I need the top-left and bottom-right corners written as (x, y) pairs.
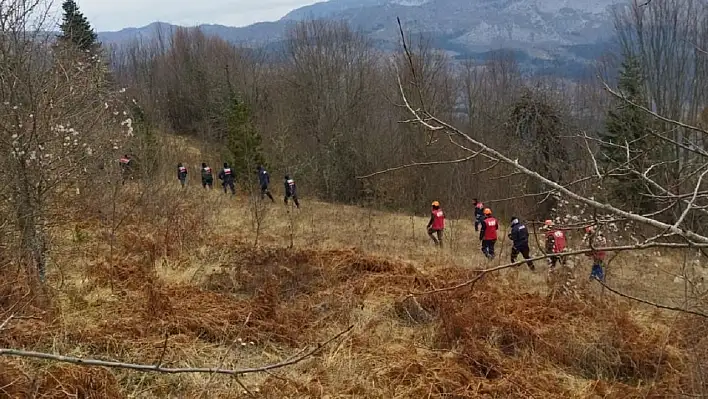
top-left (1, 167), bottom-right (707, 397)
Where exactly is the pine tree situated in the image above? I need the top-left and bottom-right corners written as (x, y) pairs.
top-left (225, 96), bottom-right (265, 183)
top-left (58, 0), bottom-right (99, 53)
top-left (131, 102), bottom-right (158, 178)
top-left (600, 52), bottom-right (655, 212)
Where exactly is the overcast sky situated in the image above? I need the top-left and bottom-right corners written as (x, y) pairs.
top-left (74, 0), bottom-right (319, 31)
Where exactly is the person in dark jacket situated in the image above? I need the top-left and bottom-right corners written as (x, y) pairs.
top-left (119, 154), bottom-right (132, 185)
top-left (509, 217), bottom-right (535, 270)
top-left (473, 199), bottom-right (485, 232)
top-left (218, 162), bottom-right (236, 195)
top-left (201, 162), bottom-right (213, 189)
top-left (284, 175), bottom-right (300, 208)
top-left (177, 163), bottom-right (188, 187)
top-left (257, 165), bottom-right (275, 202)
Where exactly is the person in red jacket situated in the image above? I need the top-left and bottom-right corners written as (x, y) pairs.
top-left (427, 201), bottom-right (445, 247)
top-left (479, 208), bottom-right (498, 259)
top-left (177, 162), bottom-right (188, 188)
top-left (543, 220), bottom-right (567, 270)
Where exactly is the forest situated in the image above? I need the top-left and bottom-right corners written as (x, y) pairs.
top-left (2, 0), bottom-right (708, 397)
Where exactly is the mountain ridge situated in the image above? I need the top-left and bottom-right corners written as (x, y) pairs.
top-left (98, 0), bottom-right (625, 77)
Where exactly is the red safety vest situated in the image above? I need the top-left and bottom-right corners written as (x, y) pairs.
top-left (178, 166), bottom-right (186, 173)
top-left (431, 209), bottom-right (445, 230)
top-left (546, 230), bottom-right (566, 253)
top-left (476, 203), bottom-right (484, 209)
top-left (482, 217), bottom-right (498, 240)
top-left (119, 158), bottom-right (130, 164)
top-left (224, 168), bottom-right (232, 175)
top-left (203, 167), bottom-right (212, 174)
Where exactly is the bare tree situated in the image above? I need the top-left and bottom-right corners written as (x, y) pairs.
top-left (0, 0), bottom-right (132, 288)
top-left (281, 19), bottom-right (380, 202)
top-left (613, 0), bottom-right (708, 215)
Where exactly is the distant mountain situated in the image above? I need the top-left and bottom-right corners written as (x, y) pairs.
top-left (98, 0), bottom-right (626, 78)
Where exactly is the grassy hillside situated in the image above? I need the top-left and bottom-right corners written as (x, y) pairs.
top-left (1, 138), bottom-right (706, 397)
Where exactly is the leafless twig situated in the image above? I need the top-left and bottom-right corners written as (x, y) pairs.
top-left (593, 278), bottom-right (708, 318)
top-left (603, 83), bottom-right (708, 136)
top-left (356, 151), bottom-right (483, 179)
top-left (0, 325), bottom-right (354, 375)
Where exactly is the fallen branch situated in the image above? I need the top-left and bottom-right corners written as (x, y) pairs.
top-left (0, 325), bottom-right (354, 375)
top-left (0, 315), bottom-right (13, 331)
top-left (409, 242), bottom-right (708, 296)
top-left (593, 278), bottom-right (708, 318)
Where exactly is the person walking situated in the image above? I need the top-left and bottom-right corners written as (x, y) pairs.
top-left (473, 199), bottom-right (485, 232)
top-left (543, 220), bottom-right (567, 271)
top-left (427, 201), bottom-right (445, 247)
top-left (218, 162), bottom-right (236, 195)
top-left (201, 163), bottom-right (214, 189)
top-left (119, 154), bottom-right (132, 184)
top-left (177, 163), bottom-right (188, 188)
top-left (585, 225), bottom-right (607, 281)
top-left (479, 208), bottom-right (498, 260)
top-left (284, 175), bottom-right (300, 208)
top-left (257, 165), bottom-right (275, 202)
top-left (509, 216), bottom-right (535, 270)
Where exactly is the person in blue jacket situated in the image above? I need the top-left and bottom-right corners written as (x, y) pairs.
top-left (256, 165), bottom-right (275, 202)
top-left (509, 216), bottom-right (535, 270)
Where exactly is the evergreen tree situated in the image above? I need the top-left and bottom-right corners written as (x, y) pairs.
top-left (58, 0), bottom-right (99, 53)
top-left (131, 102), bottom-right (158, 178)
top-left (601, 52), bottom-right (656, 212)
top-left (225, 96), bottom-right (265, 184)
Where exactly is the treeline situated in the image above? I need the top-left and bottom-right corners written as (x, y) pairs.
top-left (108, 1), bottom-right (706, 223)
top-left (107, 23), bottom-right (573, 218)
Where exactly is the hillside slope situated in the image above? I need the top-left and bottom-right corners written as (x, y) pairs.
top-left (1, 162), bottom-right (706, 397)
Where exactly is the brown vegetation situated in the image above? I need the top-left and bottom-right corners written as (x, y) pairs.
top-left (1, 172), bottom-right (706, 397)
top-left (2, 0), bottom-right (708, 397)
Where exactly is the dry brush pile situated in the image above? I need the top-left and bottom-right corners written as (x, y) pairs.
top-left (0, 188), bottom-right (705, 398)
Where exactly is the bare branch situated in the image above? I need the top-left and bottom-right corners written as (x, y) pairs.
top-left (603, 82), bottom-right (708, 136)
top-left (682, 39), bottom-right (708, 56)
top-left (673, 168), bottom-right (708, 229)
top-left (0, 315), bottom-right (14, 331)
top-left (410, 242), bottom-right (708, 296)
top-left (580, 130), bottom-right (602, 179)
top-left (594, 278), bottom-right (708, 318)
top-left (356, 151), bottom-right (483, 179)
top-left (0, 325), bottom-right (354, 375)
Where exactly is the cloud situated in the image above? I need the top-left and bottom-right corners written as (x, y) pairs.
top-left (77, 0), bottom-right (318, 31)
